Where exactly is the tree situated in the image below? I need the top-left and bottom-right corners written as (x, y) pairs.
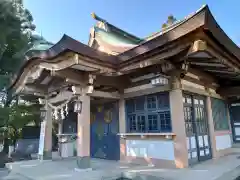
top-left (162, 15), bottom-right (177, 29)
top-left (0, 103), bottom-right (41, 145)
top-left (0, 0), bottom-right (35, 75)
top-left (0, 0), bottom-right (37, 153)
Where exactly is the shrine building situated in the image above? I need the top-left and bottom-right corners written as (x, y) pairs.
top-left (10, 5), bottom-right (240, 169)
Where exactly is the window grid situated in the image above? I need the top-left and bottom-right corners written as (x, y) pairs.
top-left (211, 98), bottom-right (229, 131)
top-left (126, 93), bottom-right (171, 133)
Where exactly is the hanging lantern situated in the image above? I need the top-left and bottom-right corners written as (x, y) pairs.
top-left (74, 100), bottom-right (82, 113)
top-left (40, 107), bottom-right (46, 120)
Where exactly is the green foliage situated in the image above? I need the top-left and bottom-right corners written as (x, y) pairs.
top-left (0, 0), bottom-right (35, 89)
top-left (0, 0), bottom-right (38, 149)
top-left (0, 103), bottom-right (41, 144)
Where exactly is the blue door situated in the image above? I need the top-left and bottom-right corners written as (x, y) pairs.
top-left (90, 102), bottom-right (120, 160)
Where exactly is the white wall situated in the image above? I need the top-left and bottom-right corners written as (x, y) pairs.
top-left (216, 134), bottom-right (232, 150)
top-left (126, 139), bottom-right (175, 160)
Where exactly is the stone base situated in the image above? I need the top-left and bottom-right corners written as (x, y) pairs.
top-left (74, 167), bottom-right (92, 172)
top-left (76, 156), bottom-right (91, 169)
top-left (38, 151), bottom-right (52, 160)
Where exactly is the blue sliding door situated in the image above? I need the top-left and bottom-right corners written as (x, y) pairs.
top-left (90, 102), bottom-right (120, 160)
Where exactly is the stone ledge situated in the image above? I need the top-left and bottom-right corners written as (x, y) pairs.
top-left (215, 165), bottom-right (240, 180)
top-left (102, 172), bottom-right (165, 180)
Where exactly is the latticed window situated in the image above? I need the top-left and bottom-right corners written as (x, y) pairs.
top-left (126, 92), bottom-right (171, 133)
top-left (148, 114), bottom-right (158, 131)
top-left (128, 115), bottom-right (136, 132)
top-left (211, 98), bottom-right (229, 131)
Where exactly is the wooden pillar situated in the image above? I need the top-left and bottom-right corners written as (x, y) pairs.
top-left (39, 99), bottom-right (52, 160)
top-left (76, 93), bottom-right (91, 169)
top-left (119, 96), bottom-right (126, 161)
top-left (58, 122), bottom-right (63, 155)
top-left (206, 96), bottom-right (217, 158)
top-left (58, 122), bottom-right (63, 135)
top-left (226, 103), bottom-right (233, 145)
top-left (119, 96), bottom-right (126, 134)
top-left (44, 104), bottom-right (53, 159)
top-left (170, 76), bottom-right (188, 168)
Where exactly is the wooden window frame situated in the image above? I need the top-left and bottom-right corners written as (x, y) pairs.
top-left (126, 92), bottom-right (172, 133)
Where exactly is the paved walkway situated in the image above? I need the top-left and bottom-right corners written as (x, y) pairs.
top-left (3, 153), bottom-right (240, 180)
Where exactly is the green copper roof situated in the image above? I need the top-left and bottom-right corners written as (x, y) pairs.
top-left (27, 43), bottom-right (53, 51)
top-left (26, 34), bottom-right (53, 54)
top-left (94, 26), bottom-right (140, 46)
top-left (91, 13), bottom-right (143, 45)
top-left (104, 23), bottom-right (143, 44)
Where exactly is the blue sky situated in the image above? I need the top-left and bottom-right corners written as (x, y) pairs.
top-left (23, 0), bottom-right (240, 45)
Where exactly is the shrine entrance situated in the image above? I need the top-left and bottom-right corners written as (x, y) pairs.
top-left (183, 94), bottom-right (212, 165)
top-left (230, 103), bottom-right (240, 143)
top-left (90, 100), bottom-right (120, 160)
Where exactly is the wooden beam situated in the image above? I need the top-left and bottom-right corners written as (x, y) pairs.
top-left (52, 68), bottom-right (131, 89)
top-left (48, 90), bottom-right (73, 104)
top-left (187, 40), bottom-right (207, 55)
top-left (183, 75), bottom-right (216, 90)
top-left (91, 90), bottom-right (120, 99)
top-left (206, 47), bottom-right (239, 72)
top-left (188, 57), bottom-right (222, 64)
top-left (119, 42), bottom-right (191, 72)
top-left (52, 68), bottom-right (88, 86)
top-left (186, 39), bottom-right (239, 76)
top-left (48, 82), bottom-right (70, 94)
top-left (217, 86), bottom-right (240, 97)
top-left (196, 65), bottom-right (235, 73)
top-left (123, 83), bottom-right (171, 98)
top-left (96, 75), bottom-right (131, 89)
top-left (21, 84), bottom-right (47, 96)
top-left (188, 67), bottom-right (217, 84)
top-left (201, 34), bottom-right (240, 69)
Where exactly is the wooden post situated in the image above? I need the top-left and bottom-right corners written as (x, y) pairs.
top-left (119, 96), bottom-right (126, 161)
top-left (76, 93), bottom-right (91, 169)
top-left (39, 99), bottom-right (53, 160)
top-left (170, 76), bottom-right (188, 168)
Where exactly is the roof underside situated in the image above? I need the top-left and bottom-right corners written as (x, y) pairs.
top-left (11, 5), bottom-right (240, 92)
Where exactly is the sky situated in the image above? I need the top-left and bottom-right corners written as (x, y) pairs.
top-left (23, 0), bottom-right (240, 45)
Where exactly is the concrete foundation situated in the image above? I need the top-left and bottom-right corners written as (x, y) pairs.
top-left (76, 156), bottom-right (91, 169)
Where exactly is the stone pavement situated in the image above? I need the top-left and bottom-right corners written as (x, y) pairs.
top-left (3, 153), bottom-right (240, 180)
top-left (0, 169), bottom-right (9, 180)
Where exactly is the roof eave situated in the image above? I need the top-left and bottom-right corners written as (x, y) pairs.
top-left (204, 6), bottom-right (240, 62)
top-left (117, 5), bottom-right (240, 65)
top-left (117, 5), bottom-right (208, 62)
top-left (9, 34), bottom-right (119, 92)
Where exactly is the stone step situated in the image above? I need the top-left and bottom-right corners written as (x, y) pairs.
top-left (232, 143), bottom-right (240, 148)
